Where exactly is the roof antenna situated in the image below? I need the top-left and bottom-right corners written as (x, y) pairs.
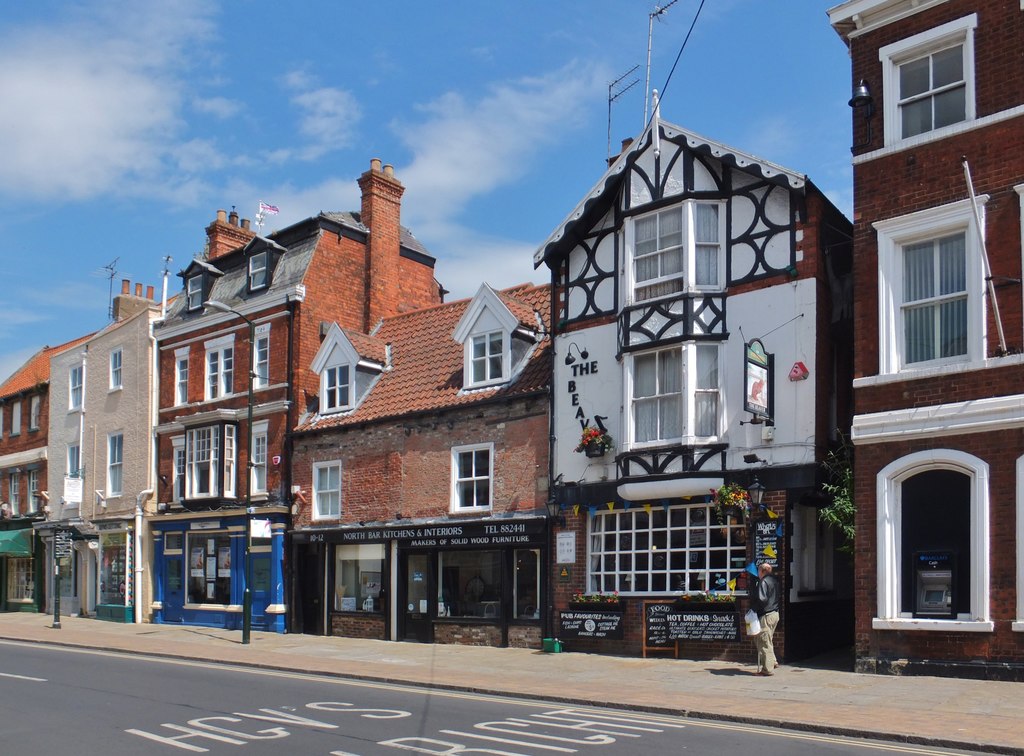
top-left (644, 0), bottom-right (679, 127)
top-left (607, 65), bottom-right (640, 160)
top-left (103, 257), bottom-right (119, 320)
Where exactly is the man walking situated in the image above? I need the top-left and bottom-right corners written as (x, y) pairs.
top-left (750, 562), bottom-right (780, 675)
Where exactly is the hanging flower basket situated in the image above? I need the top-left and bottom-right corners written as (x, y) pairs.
top-left (575, 426), bottom-right (613, 457)
top-left (711, 482), bottom-right (752, 523)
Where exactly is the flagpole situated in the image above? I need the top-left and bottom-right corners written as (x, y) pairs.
top-left (962, 157), bottom-right (1006, 354)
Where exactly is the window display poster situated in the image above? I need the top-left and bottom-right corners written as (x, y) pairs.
top-left (556, 532), bottom-right (576, 564)
top-left (360, 571), bottom-right (381, 598)
top-left (205, 559), bottom-right (216, 579)
top-left (217, 546), bottom-right (231, 577)
top-left (190, 548), bottom-right (204, 578)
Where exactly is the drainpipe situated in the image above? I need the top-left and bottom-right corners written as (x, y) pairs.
top-left (134, 488), bottom-right (153, 624)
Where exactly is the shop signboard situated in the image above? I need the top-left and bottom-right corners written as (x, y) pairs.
top-left (559, 609), bottom-right (624, 640)
top-left (335, 518), bottom-right (547, 548)
top-left (665, 606), bottom-right (739, 642)
top-left (753, 518), bottom-right (780, 567)
top-left (54, 529), bottom-right (73, 559)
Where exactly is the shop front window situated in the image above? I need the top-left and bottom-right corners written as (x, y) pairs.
top-left (99, 532), bottom-right (129, 605)
top-left (187, 533), bottom-right (232, 605)
top-left (7, 558), bottom-right (33, 600)
top-left (438, 550), bottom-right (502, 619)
top-left (514, 548), bottom-right (540, 619)
top-left (334, 543), bottom-right (384, 612)
top-left (588, 503), bottom-right (747, 595)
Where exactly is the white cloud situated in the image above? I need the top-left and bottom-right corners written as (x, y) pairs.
top-left (193, 96), bottom-right (243, 119)
top-left (433, 232), bottom-right (546, 302)
top-left (0, 0), bottom-right (213, 201)
top-left (292, 87), bottom-right (362, 158)
top-left (397, 62), bottom-right (605, 228)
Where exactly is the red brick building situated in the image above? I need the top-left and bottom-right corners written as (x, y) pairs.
top-left (831, 0), bottom-right (1024, 679)
top-left (150, 159), bottom-right (441, 633)
top-left (0, 334), bottom-right (92, 613)
top-left (289, 283), bottom-right (551, 647)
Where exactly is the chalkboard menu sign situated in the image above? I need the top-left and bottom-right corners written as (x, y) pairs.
top-left (559, 610), bottom-right (624, 640)
top-left (643, 602), bottom-right (675, 648)
top-left (667, 606), bottom-right (739, 642)
top-left (753, 518), bottom-right (779, 567)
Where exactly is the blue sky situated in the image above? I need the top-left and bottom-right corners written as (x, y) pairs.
top-left (0, 1), bottom-right (852, 383)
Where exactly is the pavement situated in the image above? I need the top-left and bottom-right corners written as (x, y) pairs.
top-left (0, 613), bottom-right (1020, 755)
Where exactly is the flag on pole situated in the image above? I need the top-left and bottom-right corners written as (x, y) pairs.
top-left (258, 201), bottom-right (279, 215)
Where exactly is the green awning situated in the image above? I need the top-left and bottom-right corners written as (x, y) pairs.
top-left (0, 529), bottom-right (32, 557)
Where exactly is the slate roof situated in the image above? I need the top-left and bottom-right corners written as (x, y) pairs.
top-left (297, 283), bottom-right (551, 433)
top-left (0, 332), bottom-right (95, 400)
top-left (321, 211), bottom-right (432, 259)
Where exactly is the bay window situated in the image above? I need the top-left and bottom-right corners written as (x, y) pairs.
top-left (631, 201), bottom-right (724, 302)
top-left (184, 424), bottom-right (235, 500)
top-left (631, 343), bottom-right (721, 445)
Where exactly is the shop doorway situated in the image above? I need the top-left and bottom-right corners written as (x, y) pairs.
top-left (251, 554), bottom-right (271, 630)
top-left (296, 542), bottom-right (325, 635)
top-left (399, 551), bottom-right (433, 642)
top-left (163, 553), bottom-right (185, 622)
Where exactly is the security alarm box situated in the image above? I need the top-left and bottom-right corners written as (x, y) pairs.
top-left (913, 551), bottom-right (955, 619)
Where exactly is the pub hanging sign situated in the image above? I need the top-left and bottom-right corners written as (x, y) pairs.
top-left (743, 339), bottom-right (773, 422)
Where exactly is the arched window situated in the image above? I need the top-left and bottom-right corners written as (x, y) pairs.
top-left (875, 449), bottom-right (991, 631)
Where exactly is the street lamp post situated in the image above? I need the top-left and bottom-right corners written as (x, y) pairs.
top-left (206, 300), bottom-right (255, 645)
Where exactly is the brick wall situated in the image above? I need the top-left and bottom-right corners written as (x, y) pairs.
top-left (330, 613), bottom-right (386, 640)
top-left (290, 396), bottom-right (549, 527)
top-left (434, 622), bottom-right (503, 647)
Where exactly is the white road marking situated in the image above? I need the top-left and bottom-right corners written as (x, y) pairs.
top-left (0, 671), bottom-right (46, 681)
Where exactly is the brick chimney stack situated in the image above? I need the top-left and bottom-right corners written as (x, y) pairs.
top-left (358, 158), bottom-right (405, 328)
top-left (205, 208), bottom-right (256, 261)
top-left (113, 278), bottom-right (159, 321)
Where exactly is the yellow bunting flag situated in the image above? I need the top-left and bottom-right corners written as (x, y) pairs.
top-left (573, 504), bottom-right (580, 517)
top-left (606, 501), bottom-right (615, 511)
top-left (643, 503), bottom-right (652, 515)
top-left (762, 544), bottom-right (777, 559)
top-left (726, 578), bottom-right (737, 591)
top-left (765, 508), bottom-right (779, 519)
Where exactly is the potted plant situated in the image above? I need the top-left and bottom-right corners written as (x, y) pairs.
top-left (575, 426), bottom-right (613, 458)
top-left (711, 482), bottom-right (751, 523)
top-left (569, 591), bottom-right (621, 610)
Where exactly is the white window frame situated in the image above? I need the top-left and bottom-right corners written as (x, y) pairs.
top-left (450, 443), bottom-right (494, 512)
top-left (627, 342), bottom-right (723, 448)
top-left (27, 468), bottom-right (39, 511)
top-left (172, 436), bottom-right (185, 503)
top-left (67, 444), bottom-right (81, 479)
top-left (186, 275), bottom-right (203, 311)
top-left (29, 395), bottom-right (40, 431)
top-left (321, 365), bottom-right (352, 414)
top-left (879, 14), bottom-right (977, 148)
top-left (109, 348), bottom-right (123, 390)
top-left (626, 200), bottom-right (726, 304)
top-left (313, 461), bottom-right (342, 520)
top-left (69, 365), bottom-right (83, 411)
top-left (10, 401), bottom-right (20, 436)
top-left (251, 421), bottom-right (268, 496)
top-left (874, 449), bottom-right (991, 632)
top-left (8, 472), bottom-right (19, 515)
top-left (175, 348), bottom-right (189, 406)
top-left (185, 426), bottom-right (221, 499)
top-left (107, 432), bottom-right (124, 497)
top-left (1016, 453), bottom-right (1024, 632)
top-left (223, 425), bottom-right (236, 499)
top-left (873, 197), bottom-right (986, 376)
top-left (467, 331), bottom-right (507, 388)
top-left (204, 334), bottom-right (235, 401)
top-left (588, 502), bottom-right (748, 596)
top-left (253, 324), bottom-right (270, 390)
top-left (249, 251), bottom-right (269, 290)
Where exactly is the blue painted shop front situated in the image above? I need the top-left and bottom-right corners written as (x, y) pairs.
top-left (151, 515), bottom-right (286, 633)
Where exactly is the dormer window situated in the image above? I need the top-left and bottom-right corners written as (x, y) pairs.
top-left (630, 201), bottom-right (723, 303)
top-left (186, 275), bottom-right (204, 311)
top-left (471, 332), bottom-right (505, 385)
top-left (249, 251), bottom-right (269, 291)
top-left (310, 322), bottom-right (384, 416)
top-left (322, 365), bottom-right (352, 413)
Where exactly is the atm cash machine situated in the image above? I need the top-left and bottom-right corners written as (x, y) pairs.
top-left (913, 551), bottom-right (955, 619)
